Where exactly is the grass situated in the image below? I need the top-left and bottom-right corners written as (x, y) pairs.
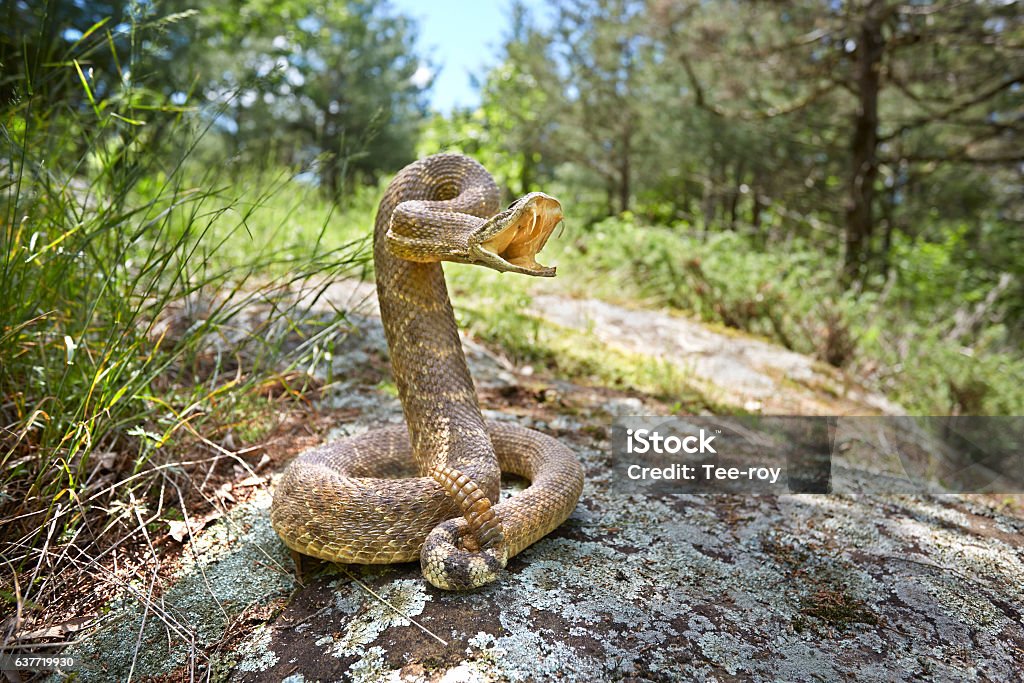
top-left (0, 155), bottom-right (360, 527)
top-left (0, 24), bottom-right (370, 634)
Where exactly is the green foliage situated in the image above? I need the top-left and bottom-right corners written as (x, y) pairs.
top-left (445, 0), bottom-right (1024, 414)
top-left (417, 108), bottom-right (523, 195)
top-left (551, 216), bottom-right (1024, 415)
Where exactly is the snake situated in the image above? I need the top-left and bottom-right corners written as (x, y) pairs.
top-left (271, 153), bottom-right (585, 590)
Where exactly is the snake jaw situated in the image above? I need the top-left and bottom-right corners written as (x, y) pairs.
top-left (471, 192), bottom-right (562, 277)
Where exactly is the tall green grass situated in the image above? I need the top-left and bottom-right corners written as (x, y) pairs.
top-left (0, 14), bottom-right (366, 615)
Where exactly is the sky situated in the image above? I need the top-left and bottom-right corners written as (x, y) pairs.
top-left (389, 0), bottom-right (548, 113)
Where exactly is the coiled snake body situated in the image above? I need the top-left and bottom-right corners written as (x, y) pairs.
top-left (271, 154), bottom-right (584, 590)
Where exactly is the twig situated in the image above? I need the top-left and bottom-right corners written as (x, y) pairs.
top-left (881, 554), bottom-right (998, 591)
top-left (945, 273), bottom-right (1014, 344)
top-left (58, 550), bottom-right (194, 645)
top-left (160, 472), bottom-right (229, 624)
top-left (1, 559), bottom-right (22, 650)
top-left (341, 567), bottom-right (448, 647)
top-left (126, 568), bottom-right (158, 683)
top-left (23, 503), bottom-right (66, 610)
top-left (282, 605), bottom-right (333, 631)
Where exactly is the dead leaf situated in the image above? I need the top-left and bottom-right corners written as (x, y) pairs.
top-left (17, 616), bottom-right (93, 641)
top-left (166, 512), bottom-right (222, 543)
top-left (215, 482), bottom-right (236, 502)
top-left (167, 519), bottom-right (191, 543)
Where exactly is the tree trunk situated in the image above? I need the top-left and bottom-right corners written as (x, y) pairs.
top-left (701, 179), bottom-right (716, 234)
top-left (322, 146), bottom-right (341, 199)
top-left (752, 186), bottom-right (765, 246)
top-left (878, 179), bottom-right (899, 274)
top-left (519, 145), bottom-right (535, 196)
top-left (843, 0), bottom-right (886, 283)
top-left (618, 122), bottom-right (632, 214)
top-left (729, 160), bottom-right (746, 230)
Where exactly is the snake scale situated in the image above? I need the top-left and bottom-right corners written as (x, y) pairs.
top-left (271, 153), bottom-right (585, 590)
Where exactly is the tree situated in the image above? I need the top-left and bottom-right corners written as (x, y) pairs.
top-left (475, 2), bottom-right (563, 197)
top-left (659, 0), bottom-right (1024, 282)
top-left (551, 0), bottom-right (655, 215)
top-left (474, 0), bottom-right (659, 216)
top-left (1, 0), bottom-right (130, 105)
top-left (160, 0), bottom-right (429, 196)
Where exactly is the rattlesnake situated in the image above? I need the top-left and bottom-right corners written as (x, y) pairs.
top-left (271, 154), bottom-right (584, 590)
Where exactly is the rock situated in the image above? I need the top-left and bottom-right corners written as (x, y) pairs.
top-left (602, 396), bottom-right (646, 416)
top-left (225, 435), bottom-right (1024, 682)
top-left (58, 282), bottom-right (1024, 681)
top-left (531, 295), bottom-right (904, 416)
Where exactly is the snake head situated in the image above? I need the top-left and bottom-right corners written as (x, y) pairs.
top-left (469, 192), bottom-right (562, 277)
top-left (420, 518), bottom-right (509, 590)
top-left (387, 192), bottom-right (562, 276)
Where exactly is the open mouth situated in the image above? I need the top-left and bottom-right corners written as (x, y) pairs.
top-left (477, 193), bottom-right (562, 276)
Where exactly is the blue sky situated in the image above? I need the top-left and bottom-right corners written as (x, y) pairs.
top-left (390, 0), bottom-right (547, 113)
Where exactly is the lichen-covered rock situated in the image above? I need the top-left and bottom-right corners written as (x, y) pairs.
top-left (231, 434), bottom-right (1024, 682)
top-left (56, 490), bottom-right (295, 681)
top-left (58, 288), bottom-right (1024, 681)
